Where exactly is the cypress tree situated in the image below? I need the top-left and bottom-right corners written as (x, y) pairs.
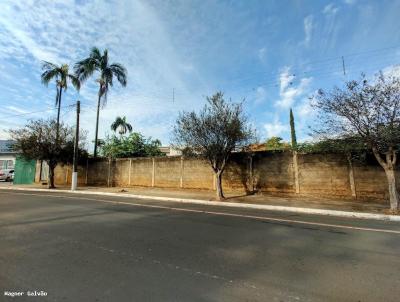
top-left (290, 108), bottom-right (297, 149)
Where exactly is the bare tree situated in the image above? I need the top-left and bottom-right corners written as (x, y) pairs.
top-left (173, 92), bottom-right (253, 200)
top-left (314, 73), bottom-right (400, 211)
top-left (10, 119), bottom-right (87, 189)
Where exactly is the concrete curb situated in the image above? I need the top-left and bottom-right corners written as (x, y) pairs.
top-left (1, 186), bottom-right (399, 222)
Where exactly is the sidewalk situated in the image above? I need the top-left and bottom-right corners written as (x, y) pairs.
top-left (0, 182), bottom-right (392, 216)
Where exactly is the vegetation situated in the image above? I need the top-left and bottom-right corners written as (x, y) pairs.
top-left (265, 136), bottom-right (290, 151)
top-left (289, 108), bottom-right (297, 150)
top-left (173, 92), bottom-right (253, 200)
top-left (111, 116), bottom-right (133, 135)
top-left (10, 119), bottom-right (87, 189)
top-left (41, 62), bottom-right (80, 138)
top-left (74, 47), bottom-right (127, 157)
top-left (101, 132), bottom-right (163, 158)
top-left (313, 73), bottom-right (400, 211)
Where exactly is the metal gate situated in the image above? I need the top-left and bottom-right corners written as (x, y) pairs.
top-left (13, 157), bottom-right (36, 184)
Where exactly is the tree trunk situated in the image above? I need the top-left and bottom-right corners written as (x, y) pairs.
top-left (215, 170), bottom-right (224, 201)
top-left (48, 162), bottom-right (56, 189)
top-left (56, 86), bottom-right (63, 141)
top-left (384, 168), bottom-right (399, 211)
top-left (93, 92), bottom-right (101, 158)
top-left (372, 147), bottom-right (399, 212)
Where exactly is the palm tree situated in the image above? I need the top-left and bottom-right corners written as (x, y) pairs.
top-left (74, 47), bottom-right (127, 157)
top-left (41, 62), bottom-right (80, 138)
top-left (111, 116), bottom-right (133, 136)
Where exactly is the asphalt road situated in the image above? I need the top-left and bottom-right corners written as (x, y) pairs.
top-left (0, 189), bottom-right (399, 302)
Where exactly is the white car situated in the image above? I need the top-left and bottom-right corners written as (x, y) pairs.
top-left (0, 169), bottom-right (14, 182)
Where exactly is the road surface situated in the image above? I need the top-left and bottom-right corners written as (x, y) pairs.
top-left (0, 189), bottom-right (399, 301)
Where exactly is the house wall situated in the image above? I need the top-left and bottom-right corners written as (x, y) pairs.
top-left (0, 154), bottom-right (16, 169)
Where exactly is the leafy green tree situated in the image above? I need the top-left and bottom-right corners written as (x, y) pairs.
top-left (265, 136), bottom-right (290, 151)
top-left (173, 92), bottom-right (253, 200)
top-left (41, 62), bottom-right (80, 138)
top-left (74, 47), bottom-right (127, 157)
top-left (10, 119), bottom-right (87, 189)
top-left (111, 116), bottom-right (133, 135)
top-left (101, 132), bottom-right (163, 158)
top-left (289, 108), bottom-right (297, 150)
top-left (314, 73), bottom-right (400, 211)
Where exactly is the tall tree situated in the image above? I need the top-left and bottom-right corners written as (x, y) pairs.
top-left (289, 108), bottom-right (297, 150)
top-left (173, 92), bottom-right (253, 200)
top-left (314, 73), bottom-right (400, 211)
top-left (74, 47), bottom-right (127, 157)
top-left (10, 119), bottom-right (87, 189)
top-left (41, 62), bottom-right (80, 138)
top-left (111, 116), bottom-right (132, 136)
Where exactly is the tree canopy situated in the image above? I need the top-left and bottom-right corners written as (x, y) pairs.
top-left (265, 136), bottom-right (290, 151)
top-left (173, 92), bottom-right (253, 200)
top-left (100, 132), bottom-right (163, 158)
top-left (10, 119), bottom-right (87, 188)
top-left (111, 116), bottom-right (133, 135)
top-left (313, 72), bottom-right (400, 211)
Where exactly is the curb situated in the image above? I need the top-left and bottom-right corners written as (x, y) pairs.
top-left (1, 186), bottom-right (399, 222)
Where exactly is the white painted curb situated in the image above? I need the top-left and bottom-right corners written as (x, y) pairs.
top-left (1, 186), bottom-right (399, 222)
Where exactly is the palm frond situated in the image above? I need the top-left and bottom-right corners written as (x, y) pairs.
top-left (41, 61), bottom-right (59, 71)
top-left (110, 63), bottom-right (127, 87)
top-left (74, 57), bottom-right (98, 82)
top-left (90, 47), bottom-right (102, 60)
top-left (68, 74), bottom-right (81, 91)
top-left (41, 68), bottom-right (60, 86)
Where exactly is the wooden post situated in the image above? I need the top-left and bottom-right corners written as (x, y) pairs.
top-left (293, 151), bottom-right (300, 194)
top-left (128, 159), bottom-right (132, 186)
top-left (107, 158), bottom-right (111, 187)
top-left (151, 158), bottom-right (155, 187)
top-left (180, 157), bottom-right (184, 188)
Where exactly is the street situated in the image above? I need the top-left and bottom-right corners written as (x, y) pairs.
top-left (0, 189), bottom-right (399, 302)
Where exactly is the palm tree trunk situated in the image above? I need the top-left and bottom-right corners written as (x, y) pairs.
top-left (56, 86), bottom-right (62, 141)
top-left (93, 91), bottom-right (101, 158)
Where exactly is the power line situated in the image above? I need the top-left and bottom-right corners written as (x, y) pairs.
top-left (0, 103), bottom-right (76, 120)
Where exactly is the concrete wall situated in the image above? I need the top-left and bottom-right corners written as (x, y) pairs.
top-left (43, 151), bottom-right (399, 202)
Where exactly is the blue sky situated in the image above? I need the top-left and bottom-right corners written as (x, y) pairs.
top-left (0, 0), bottom-right (400, 149)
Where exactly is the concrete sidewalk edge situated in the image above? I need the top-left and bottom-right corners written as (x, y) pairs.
top-left (1, 186), bottom-right (399, 222)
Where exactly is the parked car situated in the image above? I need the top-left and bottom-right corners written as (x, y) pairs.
top-left (0, 169), bottom-right (14, 182)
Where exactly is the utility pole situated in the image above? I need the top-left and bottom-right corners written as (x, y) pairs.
top-left (71, 100), bottom-right (80, 191)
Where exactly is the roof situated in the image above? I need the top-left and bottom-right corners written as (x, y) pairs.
top-left (0, 140), bottom-right (16, 153)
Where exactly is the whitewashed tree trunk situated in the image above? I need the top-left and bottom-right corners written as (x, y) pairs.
top-left (372, 147), bottom-right (398, 211)
top-left (384, 168), bottom-right (399, 211)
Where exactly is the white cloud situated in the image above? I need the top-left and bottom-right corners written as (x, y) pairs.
top-left (0, 0), bottom-right (209, 148)
top-left (323, 3), bottom-right (339, 16)
top-left (264, 117), bottom-right (288, 138)
top-left (258, 47), bottom-right (267, 62)
top-left (275, 67), bottom-right (312, 109)
top-left (344, 0), bottom-right (357, 5)
top-left (254, 86), bottom-right (267, 104)
top-left (303, 15), bottom-right (314, 46)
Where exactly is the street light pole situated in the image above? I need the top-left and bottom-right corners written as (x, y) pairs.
top-left (71, 100), bottom-right (80, 191)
